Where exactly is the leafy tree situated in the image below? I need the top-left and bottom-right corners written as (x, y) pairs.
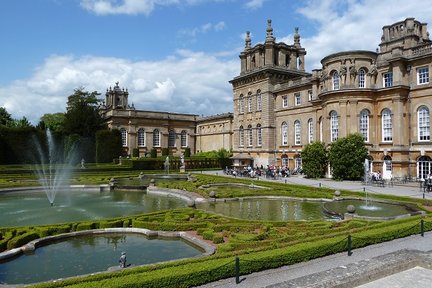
top-left (10, 116), bottom-right (32, 128)
top-left (39, 113), bottom-right (66, 134)
top-left (301, 141), bottom-right (328, 178)
top-left (63, 88), bottom-right (106, 137)
top-left (0, 107), bottom-right (13, 127)
top-left (328, 133), bottom-right (368, 180)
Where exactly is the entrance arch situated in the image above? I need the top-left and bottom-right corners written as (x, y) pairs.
top-left (417, 156), bottom-right (432, 180)
top-left (382, 155), bottom-right (392, 179)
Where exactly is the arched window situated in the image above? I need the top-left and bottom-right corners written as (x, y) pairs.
top-left (239, 95), bottom-right (244, 114)
top-left (239, 126), bottom-right (244, 146)
top-left (418, 106), bottom-right (430, 141)
top-left (308, 118), bottom-right (313, 143)
top-left (294, 120), bottom-right (301, 145)
top-left (256, 124), bottom-right (262, 146)
top-left (281, 154), bottom-right (288, 167)
top-left (256, 90), bottom-right (262, 111)
top-left (332, 71), bottom-right (340, 90)
top-left (330, 111), bottom-right (338, 142)
top-left (247, 93), bottom-right (252, 112)
top-left (358, 68), bottom-right (366, 88)
top-left (153, 129), bottom-right (160, 147)
top-left (417, 156), bottom-right (432, 180)
top-left (359, 109), bottom-right (369, 142)
top-left (168, 129), bottom-right (176, 147)
top-left (247, 125), bottom-right (253, 146)
top-left (382, 108), bottom-right (392, 142)
top-left (281, 122), bottom-right (288, 145)
top-left (383, 155), bottom-right (392, 179)
top-left (137, 128), bottom-right (145, 147)
top-left (120, 128), bottom-right (127, 147)
top-left (181, 130), bottom-right (188, 147)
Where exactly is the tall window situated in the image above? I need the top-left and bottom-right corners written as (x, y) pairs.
top-left (168, 129), bottom-right (176, 147)
top-left (153, 129), bottom-right (160, 147)
top-left (239, 95), bottom-right (244, 113)
top-left (239, 126), bottom-right (244, 146)
top-left (383, 72), bottom-right (393, 87)
top-left (247, 95), bottom-right (252, 112)
top-left (137, 128), bottom-right (145, 147)
top-left (358, 68), bottom-right (366, 88)
top-left (418, 106), bottom-right (430, 141)
top-left (247, 125), bottom-right (253, 146)
top-left (359, 109), bottom-right (369, 142)
top-left (282, 95), bottom-right (288, 108)
top-left (181, 130), bottom-right (188, 147)
top-left (294, 121), bottom-right (301, 145)
top-left (295, 93), bottom-right (301, 106)
top-left (281, 122), bottom-right (288, 145)
top-left (332, 71), bottom-right (340, 90)
top-left (308, 90), bottom-right (313, 101)
top-left (256, 124), bottom-right (262, 146)
top-left (417, 67), bottom-right (429, 85)
top-left (120, 128), bottom-right (127, 147)
top-left (382, 108), bottom-right (393, 142)
top-left (256, 92), bottom-right (262, 111)
top-left (330, 111), bottom-right (339, 142)
top-left (319, 117), bottom-right (323, 142)
top-left (308, 119), bottom-right (313, 143)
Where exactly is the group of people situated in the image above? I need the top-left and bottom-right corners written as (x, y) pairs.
top-left (224, 165), bottom-right (296, 179)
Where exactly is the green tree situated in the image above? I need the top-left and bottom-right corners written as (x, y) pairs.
top-left (301, 141), bottom-right (328, 178)
top-left (0, 107), bottom-right (13, 127)
top-left (328, 133), bottom-right (368, 180)
top-left (10, 116), bottom-right (32, 128)
top-left (63, 88), bottom-right (106, 137)
top-left (39, 113), bottom-right (66, 134)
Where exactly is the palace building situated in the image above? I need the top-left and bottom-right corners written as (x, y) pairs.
top-left (102, 17), bottom-right (432, 180)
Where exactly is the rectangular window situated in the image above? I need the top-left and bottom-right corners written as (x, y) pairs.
top-left (308, 90), bottom-right (313, 101)
top-left (295, 93), bottom-right (301, 106)
top-left (247, 97), bottom-right (252, 112)
top-left (282, 95), bottom-right (288, 108)
top-left (418, 67), bottom-right (429, 85)
top-left (256, 94), bottom-right (262, 111)
top-left (382, 113), bottom-right (393, 142)
top-left (383, 72), bottom-right (393, 88)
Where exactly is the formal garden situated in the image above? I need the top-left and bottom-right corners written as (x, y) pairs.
top-left (1, 164), bottom-right (432, 287)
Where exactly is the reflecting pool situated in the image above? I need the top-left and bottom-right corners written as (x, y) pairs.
top-left (322, 199), bottom-right (420, 218)
top-left (0, 233), bottom-right (203, 285)
top-left (0, 189), bottom-right (187, 227)
top-left (196, 198), bottom-right (334, 221)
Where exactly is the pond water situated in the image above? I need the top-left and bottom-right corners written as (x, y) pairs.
top-left (0, 190), bottom-right (187, 227)
top-left (196, 198), bottom-right (334, 221)
top-left (323, 199), bottom-right (419, 218)
top-left (0, 233), bottom-right (203, 285)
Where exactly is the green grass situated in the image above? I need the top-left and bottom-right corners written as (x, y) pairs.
top-left (0, 165), bottom-right (430, 287)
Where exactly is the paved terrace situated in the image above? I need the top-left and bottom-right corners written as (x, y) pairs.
top-left (195, 171), bottom-right (432, 288)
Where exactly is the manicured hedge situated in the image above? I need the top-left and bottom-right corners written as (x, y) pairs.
top-left (96, 129), bottom-right (123, 163)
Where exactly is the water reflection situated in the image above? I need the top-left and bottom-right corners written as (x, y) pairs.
top-left (196, 198), bottom-right (330, 221)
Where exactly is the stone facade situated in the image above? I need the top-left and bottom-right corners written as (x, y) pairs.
top-left (230, 18), bottom-right (432, 179)
top-left (101, 18), bottom-right (432, 180)
top-left (100, 82), bottom-right (198, 157)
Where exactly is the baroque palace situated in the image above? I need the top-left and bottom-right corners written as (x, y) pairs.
top-left (101, 17), bottom-right (432, 180)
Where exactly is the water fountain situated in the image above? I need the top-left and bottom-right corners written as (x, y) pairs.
top-left (31, 129), bottom-right (75, 206)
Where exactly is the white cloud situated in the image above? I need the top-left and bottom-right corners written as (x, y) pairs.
top-left (0, 51), bottom-right (238, 124)
top-left (293, 0), bottom-right (432, 70)
top-left (80, 0), bottom-right (179, 16)
top-left (244, 0), bottom-right (266, 10)
top-left (178, 21), bottom-right (226, 38)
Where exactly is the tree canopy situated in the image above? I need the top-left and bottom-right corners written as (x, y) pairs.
top-left (63, 88), bottom-right (106, 137)
top-left (301, 141), bottom-right (328, 178)
top-left (328, 133), bottom-right (368, 180)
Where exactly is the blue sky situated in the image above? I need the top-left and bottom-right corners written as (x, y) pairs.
top-left (1, 0), bottom-right (432, 124)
